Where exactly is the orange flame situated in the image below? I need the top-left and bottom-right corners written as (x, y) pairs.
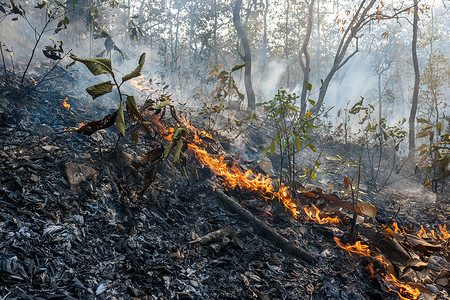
top-left (417, 225), bottom-right (428, 239)
top-left (304, 204), bottom-right (341, 224)
top-left (393, 222), bottom-right (449, 242)
top-left (130, 75), bottom-right (154, 91)
top-left (62, 97), bottom-right (70, 109)
top-left (334, 237), bottom-right (420, 300)
top-left (438, 224), bottom-right (449, 240)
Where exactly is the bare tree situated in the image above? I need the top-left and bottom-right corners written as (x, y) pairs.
top-left (310, 0), bottom-right (413, 115)
top-left (233, 0), bottom-right (256, 111)
top-left (409, 0), bottom-right (420, 156)
top-left (299, 0), bottom-right (315, 117)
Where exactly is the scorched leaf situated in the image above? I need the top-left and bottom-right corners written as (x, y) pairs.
top-left (78, 111), bottom-right (118, 135)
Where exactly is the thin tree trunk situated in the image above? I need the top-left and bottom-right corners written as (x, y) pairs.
top-left (262, 0), bottom-right (268, 73)
top-left (299, 0), bottom-right (315, 117)
top-left (285, 1), bottom-right (290, 87)
top-left (233, 0), bottom-right (256, 112)
top-left (408, 0), bottom-right (420, 156)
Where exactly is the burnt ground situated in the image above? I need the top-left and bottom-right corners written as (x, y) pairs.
top-left (0, 77), bottom-right (449, 300)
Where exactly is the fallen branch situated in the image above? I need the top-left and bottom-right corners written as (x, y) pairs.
top-left (213, 188), bottom-right (316, 265)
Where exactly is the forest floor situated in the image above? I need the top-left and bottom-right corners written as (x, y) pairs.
top-left (0, 76), bottom-right (449, 299)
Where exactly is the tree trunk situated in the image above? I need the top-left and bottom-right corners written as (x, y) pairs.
top-left (311, 0), bottom-right (377, 115)
top-left (284, 2), bottom-right (290, 87)
top-left (261, 0), bottom-right (269, 73)
top-left (408, 0), bottom-right (420, 156)
top-left (299, 0), bottom-right (315, 117)
top-left (233, 0), bottom-right (256, 112)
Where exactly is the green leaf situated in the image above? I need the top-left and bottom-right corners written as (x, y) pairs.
top-left (116, 100), bottom-right (125, 136)
top-left (270, 140), bottom-right (276, 156)
top-left (173, 140), bottom-right (184, 164)
top-left (162, 141), bottom-right (174, 160)
top-left (308, 144), bottom-right (316, 152)
top-left (69, 54), bottom-right (113, 76)
top-left (86, 81), bottom-right (113, 99)
top-left (308, 99), bottom-right (316, 106)
top-left (141, 98), bottom-right (170, 112)
top-left (231, 62), bottom-right (247, 72)
top-left (261, 146), bottom-right (269, 157)
top-left (305, 80), bottom-right (312, 91)
top-left (122, 52), bottom-right (146, 83)
top-left (281, 138), bottom-right (287, 152)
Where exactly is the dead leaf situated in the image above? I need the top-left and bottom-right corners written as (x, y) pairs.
top-left (407, 258), bottom-right (428, 269)
top-left (343, 176), bottom-right (351, 189)
top-left (41, 145), bottom-right (60, 151)
top-left (435, 270), bottom-right (450, 287)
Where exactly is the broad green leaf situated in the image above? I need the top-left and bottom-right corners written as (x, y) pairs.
top-left (162, 141), bottom-right (174, 160)
top-left (86, 81), bottom-right (113, 99)
top-left (231, 62), bottom-right (247, 72)
top-left (308, 143), bottom-right (316, 152)
top-left (308, 99), bottom-right (316, 106)
top-left (270, 140), bottom-right (276, 156)
top-left (281, 138), bottom-right (287, 152)
top-left (122, 52), bottom-right (146, 83)
top-left (173, 140), bottom-right (184, 164)
top-left (116, 100), bottom-right (125, 136)
top-left (141, 98), bottom-right (170, 112)
top-left (69, 54), bottom-right (113, 76)
top-left (125, 96), bottom-right (143, 122)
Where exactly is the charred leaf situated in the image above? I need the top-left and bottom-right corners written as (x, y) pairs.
top-left (138, 164), bottom-right (158, 195)
top-left (78, 111), bottom-right (118, 135)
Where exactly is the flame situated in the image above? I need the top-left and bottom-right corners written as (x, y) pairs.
top-left (392, 222), bottom-right (449, 241)
top-left (334, 237), bottom-right (420, 299)
top-left (30, 76), bottom-right (37, 86)
top-left (417, 225), bottom-right (428, 239)
top-left (145, 113), bottom-right (344, 222)
top-left (438, 224), bottom-right (449, 240)
top-left (130, 75), bottom-right (154, 91)
top-left (62, 97), bottom-right (70, 109)
top-left (392, 222), bottom-right (407, 234)
top-left (304, 204), bottom-right (341, 224)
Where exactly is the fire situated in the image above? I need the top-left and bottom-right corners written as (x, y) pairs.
top-left (130, 75), bottom-right (154, 91)
top-left (392, 222), bottom-right (449, 241)
top-left (188, 141), bottom-right (300, 216)
top-left (304, 204), bottom-right (341, 224)
top-left (146, 113), bottom-right (343, 221)
top-left (62, 97), bottom-right (70, 109)
top-left (334, 237), bottom-right (420, 300)
top-left (417, 225), bottom-right (428, 239)
top-left (30, 76), bottom-right (37, 86)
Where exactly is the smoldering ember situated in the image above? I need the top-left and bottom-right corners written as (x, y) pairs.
top-left (0, 1), bottom-right (449, 300)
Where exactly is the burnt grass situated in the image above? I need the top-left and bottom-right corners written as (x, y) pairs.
top-left (0, 78), bottom-right (448, 299)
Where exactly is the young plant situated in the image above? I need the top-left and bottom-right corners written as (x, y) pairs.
top-left (349, 97), bottom-right (407, 192)
top-left (0, 1), bottom-right (70, 89)
top-left (258, 89), bottom-right (319, 190)
top-left (69, 53), bottom-right (148, 138)
top-left (414, 118), bottom-right (449, 192)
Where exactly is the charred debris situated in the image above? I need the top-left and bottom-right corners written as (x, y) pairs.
top-left (0, 53), bottom-right (449, 300)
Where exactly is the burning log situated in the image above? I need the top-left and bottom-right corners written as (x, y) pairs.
top-left (213, 188), bottom-right (316, 265)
